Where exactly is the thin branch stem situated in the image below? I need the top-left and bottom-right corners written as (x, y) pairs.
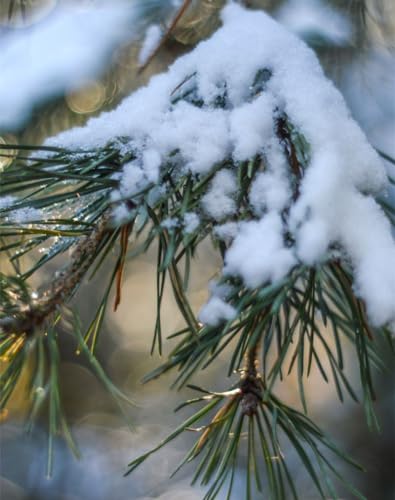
top-left (0, 211), bottom-right (112, 336)
top-left (138, 0), bottom-right (193, 73)
top-left (240, 314), bottom-right (265, 416)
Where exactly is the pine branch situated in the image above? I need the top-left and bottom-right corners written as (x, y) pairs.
top-left (0, 210), bottom-right (111, 336)
top-left (1, 4), bottom-right (395, 496)
top-left (1, 129), bottom-right (393, 494)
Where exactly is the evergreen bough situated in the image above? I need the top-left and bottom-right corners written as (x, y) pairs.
top-left (0, 1), bottom-right (394, 499)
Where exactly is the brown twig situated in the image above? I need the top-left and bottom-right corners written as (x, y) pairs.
top-left (138, 0), bottom-right (193, 73)
top-left (194, 393), bottom-right (240, 454)
top-left (113, 221), bottom-right (134, 311)
top-left (239, 312), bottom-right (267, 416)
top-left (240, 340), bottom-right (263, 416)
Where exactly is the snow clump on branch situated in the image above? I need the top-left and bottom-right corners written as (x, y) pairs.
top-left (46, 3), bottom-right (395, 327)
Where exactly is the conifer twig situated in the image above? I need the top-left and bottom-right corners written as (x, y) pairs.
top-left (0, 211), bottom-right (112, 336)
top-left (240, 318), bottom-right (264, 416)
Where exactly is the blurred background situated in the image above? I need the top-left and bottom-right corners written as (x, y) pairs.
top-left (0, 1), bottom-right (394, 498)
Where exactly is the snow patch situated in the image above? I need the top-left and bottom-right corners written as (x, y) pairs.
top-left (224, 214), bottom-right (296, 288)
top-left (199, 296), bottom-right (236, 327)
top-left (183, 212), bottom-right (200, 233)
top-left (202, 170), bottom-right (237, 221)
top-left (138, 25), bottom-right (162, 66)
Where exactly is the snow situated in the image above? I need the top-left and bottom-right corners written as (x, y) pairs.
top-left (230, 94), bottom-right (275, 161)
top-left (202, 170), bottom-right (237, 221)
top-left (214, 222), bottom-right (239, 243)
top-left (342, 50), bottom-right (395, 159)
top-left (112, 203), bottom-right (133, 225)
top-left (10, 207), bottom-right (42, 224)
top-left (161, 218), bottom-right (179, 230)
top-left (198, 280), bottom-right (236, 326)
top-left (338, 195), bottom-right (395, 326)
top-left (0, 196), bottom-right (16, 210)
top-left (276, 0), bottom-right (353, 46)
top-left (198, 296), bottom-right (236, 327)
top-left (0, 196), bottom-right (42, 223)
top-left (249, 140), bottom-right (291, 214)
top-left (198, 279), bottom-right (236, 327)
top-left (224, 214), bottom-right (296, 287)
top-left (0, 3), bottom-right (136, 131)
top-left (119, 160), bottom-right (147, 199)
top-left (183, 212), bottom-right (200, 233)
top-left (44, 3), bottom-right (395, 327)
top-left (138, 25), bottom-right (162, 66)
top-left (142, 149), bottom-right (162, 184)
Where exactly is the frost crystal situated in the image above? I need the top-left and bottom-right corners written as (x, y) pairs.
top-left (0, 196), bottom-right (42, 223)
top-left (47, 4), bottom-right (395, 327)
top-left (10, 207), bottom-right (42, 224)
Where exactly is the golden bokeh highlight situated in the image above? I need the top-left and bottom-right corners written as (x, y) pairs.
top-left (0, 408), bottom-right (9, 423)
top-left (65, 81), bottom-right (107, 115)
top-left (0, 134), bottom-right (18, 171)
top-left (0, 334), bottom-right (31, 422)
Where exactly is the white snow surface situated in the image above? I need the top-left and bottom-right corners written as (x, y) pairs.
top-left (198, 296), bottom-right (237, 327)
top-left (183, 212), bottom-right (200, 233)
top-left (45, 3), bottom-right (394, 327)
top-left (0, 196), bottom-right (16, 210)
top-left (202, 170), bottom-right (237, 220)
top-left (0, 3), bottom-right (135, 130)
top-left (199, 281), bottom-right (236, 327)
top-left (214, 222), bottom-right (239, 243)
top-left (224, 214), bottom-right (297, 287)
top-left (138, 24), bottom-right (162, 66)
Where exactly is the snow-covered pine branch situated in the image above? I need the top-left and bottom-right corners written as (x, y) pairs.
top-left (44, 3), bottom-right (394, 328)
top-left (1, 2), bottom-right (394, 498)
